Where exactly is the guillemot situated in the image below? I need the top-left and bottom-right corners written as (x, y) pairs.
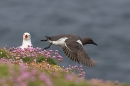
top-left (41, 34), bottom-right (97, 67)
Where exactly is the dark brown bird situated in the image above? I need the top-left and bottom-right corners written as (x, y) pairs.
top-left (41, 34), bottom-right (97, 67)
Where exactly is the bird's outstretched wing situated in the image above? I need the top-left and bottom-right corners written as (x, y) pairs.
top-left (63, 38), bottom-right (96, 67)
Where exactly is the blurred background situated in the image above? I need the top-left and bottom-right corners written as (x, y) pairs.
top-left (0, 0), bottom-right (130, 83)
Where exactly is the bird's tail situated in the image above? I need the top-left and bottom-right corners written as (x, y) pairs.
top-left (45, 36), bottom-right (51, 40)
top-left (41, 39), bottom-right (47, 41)
top-left (41, 36), bottom-right (51, 41)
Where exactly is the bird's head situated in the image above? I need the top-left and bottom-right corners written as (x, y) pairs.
top-left (82, 37), bottom-right (98, 46)
top-left (23, 32), bottom-right (31, 40)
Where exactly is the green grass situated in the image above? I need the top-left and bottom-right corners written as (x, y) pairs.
top-left (36, 56), bottom-right (57, 65)
top-left (0, 64), bottom-right (9, 77)
top-left (0, 48), bottom-right (9, 58)
top-left (20, 56), bottom-right (57, 65)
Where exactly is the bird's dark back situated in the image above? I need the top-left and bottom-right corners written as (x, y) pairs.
top-left (48, 34), bottom-right (82, 41)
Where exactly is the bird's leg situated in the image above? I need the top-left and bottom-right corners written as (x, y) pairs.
top-left (44, 43), bottom-right (52, 50)
top-left (41, 39), bottom-right (48, 41)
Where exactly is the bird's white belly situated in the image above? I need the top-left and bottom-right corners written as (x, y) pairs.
top-left (49, 37), bottom-right (68, 47)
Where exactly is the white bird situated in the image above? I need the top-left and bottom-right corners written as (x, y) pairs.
top-left (19, 32), bottom-right (33, 49)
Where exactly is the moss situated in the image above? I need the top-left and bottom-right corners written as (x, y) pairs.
top-left (36, 56), bottom-right (57, 65)
top-left (0, 48), bottom-right (8, 58)
top-left (22, 57), bottom-right (34, 63)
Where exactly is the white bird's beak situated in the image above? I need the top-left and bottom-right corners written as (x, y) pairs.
top-left (24, 35), bottom-right (28, 39)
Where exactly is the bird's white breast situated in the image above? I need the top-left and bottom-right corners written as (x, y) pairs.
top-left (49, 37), bottom-right (68, 47)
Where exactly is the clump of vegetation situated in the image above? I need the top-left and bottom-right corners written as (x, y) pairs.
top-left (0, 47), bottom-right (129, 86)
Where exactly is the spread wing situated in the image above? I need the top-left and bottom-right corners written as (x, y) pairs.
top-left (63, 46), bottom-right (80, 63)
top-left (63, 38), bottom-right (96, 67)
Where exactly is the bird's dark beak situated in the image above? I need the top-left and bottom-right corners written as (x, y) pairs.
top-left (92, 41), bottom-right (98, 46)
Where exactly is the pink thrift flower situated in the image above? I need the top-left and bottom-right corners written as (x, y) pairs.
top-left (65, 74), bottom-right (73, 81)
top-left (52, 56), bottom-right (56, 58)
top-left (15, 57), bottom-right (20, 60)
